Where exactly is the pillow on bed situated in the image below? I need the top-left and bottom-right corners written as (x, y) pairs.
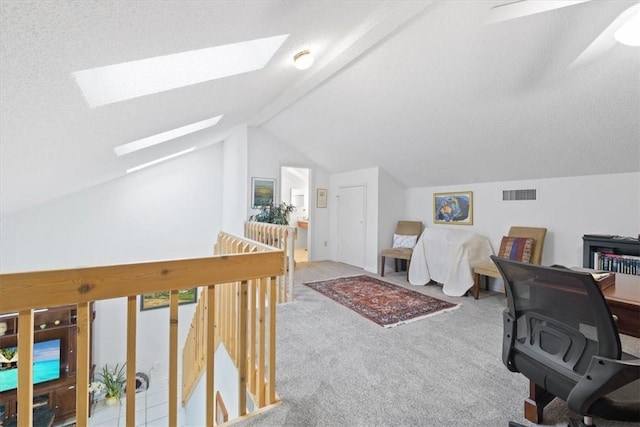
top-left (393, 234), bottom-right (418, 249)
top-left (498, 236), bottom-right (534, 263)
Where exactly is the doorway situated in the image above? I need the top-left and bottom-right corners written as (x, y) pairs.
top-left (280, 166), bottom-right (310, 263)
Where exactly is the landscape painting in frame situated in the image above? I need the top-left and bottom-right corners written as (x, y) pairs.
top-left (252, 177), bottom-right (275, 208)
top-left (140, 289), bottom-right (197, 311)
top-left (433, 191), bottom-right (473, 225)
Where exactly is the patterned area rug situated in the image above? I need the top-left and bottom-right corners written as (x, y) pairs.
top-left (304, 275), bottom-right (459, 328)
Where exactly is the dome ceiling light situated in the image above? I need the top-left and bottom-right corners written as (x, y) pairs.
top-left (293, 50), bottom-right (314, 70)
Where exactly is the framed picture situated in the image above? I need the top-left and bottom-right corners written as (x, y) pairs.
top-left (316, 188), bottom-right (327, 208)
top-left (433, 191), bottom-right (473, 225)
top-left (251, 177), bottom-right (276, 208)
top-left (140, 288), bottom-right (198, 311)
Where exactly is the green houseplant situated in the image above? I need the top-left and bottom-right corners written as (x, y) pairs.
top-left (90, 363), bottom-right (126, 406)
top-left (250, 201), bottom-right (296, 225)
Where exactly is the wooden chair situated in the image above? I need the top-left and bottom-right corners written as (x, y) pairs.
top-left (472, 226), bottom-right (547, 299)
top-left (380, 221), bottom-right (423, 280)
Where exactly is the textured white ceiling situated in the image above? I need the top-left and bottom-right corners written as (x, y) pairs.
top-left (1, 0), bottom-right (638, 215)
top-left (264, 0), bottom-right (640, 187)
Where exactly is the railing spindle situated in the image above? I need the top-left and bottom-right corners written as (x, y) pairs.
top-left (257, 277), bottom-right (266, 407)
top-left (238, 281), bottom-right (248, 416)
top-left (126, 296), bottom-right (137, 427)
top-left (248, 277), bottom-right (256, 396)
top-left (76, 303), bottom-right (91, 427)
top-left (169, 290), bottom-right (179, 427)
top-left (268, 276), bottom-right (277, 404)
top-left (17, 309), bottom-right (34, 427)
top-left (206, 285), bottom-right (216, 427)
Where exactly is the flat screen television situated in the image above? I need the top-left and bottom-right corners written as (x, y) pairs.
top-left (0, 339), bottom-right (61, 393)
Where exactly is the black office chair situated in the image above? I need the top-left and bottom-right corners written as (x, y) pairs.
top-left (492, 256), bottom-right (640, 427)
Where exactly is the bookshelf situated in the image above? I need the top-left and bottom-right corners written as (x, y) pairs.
top-left (582, 235), bottom-right (640, 275)
top-left (0, 305), bottom-right (94, 426)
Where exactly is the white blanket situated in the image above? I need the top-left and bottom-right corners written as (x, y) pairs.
top-left (409, 228), bottom-right (493, 296)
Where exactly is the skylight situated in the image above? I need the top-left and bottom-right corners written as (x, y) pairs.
top-left (114, 115), bottom-right (223, 156)
top-left (73, 34), bottom-right (289, 108)
top-left (126, 147), bottom-right (197, 174)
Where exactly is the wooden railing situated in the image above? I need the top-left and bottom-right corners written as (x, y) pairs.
top-left (244, 222), bottom-right (296, 303)
top-left (181, 232), bottom-right (280, 417)
top-left (0, 232), bottom-right (283, 427)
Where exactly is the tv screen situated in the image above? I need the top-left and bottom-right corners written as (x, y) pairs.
top-left (0, 339), bottom-right (61, 393)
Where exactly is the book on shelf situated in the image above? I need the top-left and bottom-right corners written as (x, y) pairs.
top-left (592, 250), bottom-right (640, 276)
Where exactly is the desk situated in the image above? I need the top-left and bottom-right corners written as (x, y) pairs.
top-left (602, 273), bottom-right (640, 338)
top-left (408, 228), bottom-right (493, 296)
top-left (524, 272), bottom-right (640, 424)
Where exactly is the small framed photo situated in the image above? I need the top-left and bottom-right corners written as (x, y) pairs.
top-left (140, 289), bottom-right (198, 311)
top-left (251, 177), bottom-right (276, 208)
top-left (316, 188), bottom-right (328, 208)
top-left (433, 191), bottom-right (473, 225)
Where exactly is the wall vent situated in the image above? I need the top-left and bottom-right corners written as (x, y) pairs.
top-left (503, 189), bottom-right (537, 201)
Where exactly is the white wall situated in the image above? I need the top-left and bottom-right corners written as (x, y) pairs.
top-left (185, 343), bottom-right (240, 426)
top-left (377, 169), bottom-right (408, 273)
top-left (222, 126), bottom-right (248, 236)
top-left (0, 144), bottom-right (225, 380)
top-left (247, 127), bottom-right (330, 261)
top-left (330, 167), bottom-right (380, 273)
top-left (405, 172), bottom-right (640, 270)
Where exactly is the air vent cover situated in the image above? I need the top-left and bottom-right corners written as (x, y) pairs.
top-left (503, 189), bottom-right (537, 201)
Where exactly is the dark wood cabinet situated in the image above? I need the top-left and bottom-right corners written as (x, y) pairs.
top-left (0, 304), bottom-right (94, 425)
top-left (53, 383), bottom-right (77, 420)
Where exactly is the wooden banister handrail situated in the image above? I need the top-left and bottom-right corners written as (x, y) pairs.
top-left (0, 251), bottom-right (283, 313)
top-left (0, 232), bottom-right (283, 427)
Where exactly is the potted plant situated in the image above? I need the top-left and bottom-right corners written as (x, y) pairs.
top-left (250, 200), bottom-right (296, 225)
top-left (90, 363), bottom-right (126, 406)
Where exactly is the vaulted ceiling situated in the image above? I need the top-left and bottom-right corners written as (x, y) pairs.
top-left (1, 0), bottom-right (638, 215)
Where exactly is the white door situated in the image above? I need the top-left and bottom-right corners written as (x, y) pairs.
top-left (338, 185), bottom-right (365, 268)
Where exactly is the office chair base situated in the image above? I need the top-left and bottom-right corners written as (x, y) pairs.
top-left (568, 416), bottom-right (595, 427)
top-left (510, 417), bottom-right (595, 427)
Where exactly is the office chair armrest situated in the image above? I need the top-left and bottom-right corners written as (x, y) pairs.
top-left (567, 355), bottom-right (640, 415)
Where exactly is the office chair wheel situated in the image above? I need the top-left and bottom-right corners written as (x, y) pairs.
top-left (569, 417), bottom-right (594, 427)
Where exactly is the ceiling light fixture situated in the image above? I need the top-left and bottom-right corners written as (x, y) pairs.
top-left (114, 115), bottom-right (223, 156)
top-left (293, 50), bottom-right (314, 70)
top-left (126, 147), bottom-right (197, 174)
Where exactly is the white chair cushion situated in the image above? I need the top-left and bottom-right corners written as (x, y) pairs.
top-left (392, 234), bottom-right (418, 249)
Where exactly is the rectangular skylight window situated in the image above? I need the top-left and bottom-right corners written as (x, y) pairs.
top-left (114, 115), bottom-right (223, 156)
top-left (73, 34), bottom-right (289, 108)
top-left (126, 147), bottom-right (197, 174)
top-left (488, 0), bottom-right (590, 23)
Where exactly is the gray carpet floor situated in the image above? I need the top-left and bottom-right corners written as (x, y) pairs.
top-left (239, 261), bottom-right (640, 427)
